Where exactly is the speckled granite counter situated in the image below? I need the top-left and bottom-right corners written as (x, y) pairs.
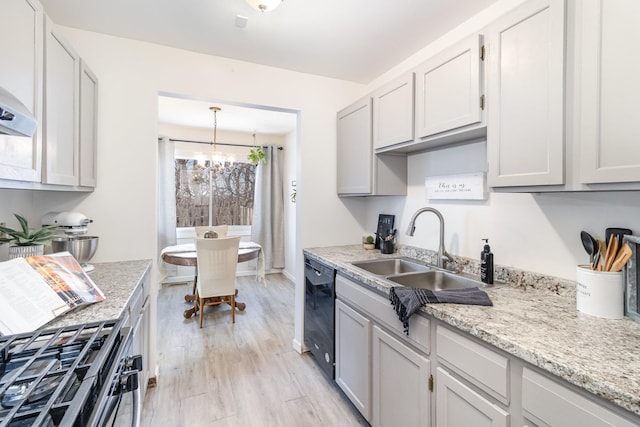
top-left (45, 260), bottom-right (152, 329)
top-left (304, 245), bottom-right (640, 418)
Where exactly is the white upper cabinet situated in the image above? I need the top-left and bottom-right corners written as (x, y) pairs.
top-left (0, 4), bottom-right (97, 191)
top-left (337, 97), bottom-right (373, 195)
top-left (0, 0), bottom-right (43, 183)
top-left (577, 0), bottom-right (640, 184)
top-left (337, 97), bottom-right (407, 197)
top-left (43, 17), bottom-right (80, 186)
top-left (372, 72), bottom-right (414, 151)
top-left (79, 61), bottom-right (98, 187)
top-left (487, 0), bottom-right (566, 188)
top-left (415, 34), bottom-right (484, 142)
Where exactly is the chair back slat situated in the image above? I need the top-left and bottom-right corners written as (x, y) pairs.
top-left (196, 236), bottom-right (240, 298)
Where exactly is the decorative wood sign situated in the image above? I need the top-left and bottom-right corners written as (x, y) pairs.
top-left (425, 173), bottom-right (487, 200)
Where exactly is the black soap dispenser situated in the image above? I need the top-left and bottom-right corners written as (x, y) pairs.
top-left (480, 239), bottom-right (494, 285)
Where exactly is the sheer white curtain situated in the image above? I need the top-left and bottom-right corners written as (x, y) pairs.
top-left (251, 146), bottom-right (285, 271)
top-left (158, 136), bottom-right (177, 255)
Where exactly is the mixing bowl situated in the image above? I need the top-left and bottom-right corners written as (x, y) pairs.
top-left (51, 236), bottom-right (99, 265)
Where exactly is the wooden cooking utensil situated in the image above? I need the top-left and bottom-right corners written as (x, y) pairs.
top-left (610, 243), bottom-right (633, 272)
top-left (597, 240), bottom-right (606, 271)
top-left (603, 235), bottom-right (618, 272)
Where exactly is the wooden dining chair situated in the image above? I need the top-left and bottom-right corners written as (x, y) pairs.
top-left (194, 236), bottom-right (241, 327)
top-left (195, 225), bottom-right (228, 239)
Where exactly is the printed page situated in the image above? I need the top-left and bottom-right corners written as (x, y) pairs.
top-left (25, 252), bottom-right (105, 308)
top-left (0, 258), bottom-right (68, 335)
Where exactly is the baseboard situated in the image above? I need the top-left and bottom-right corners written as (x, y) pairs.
top-left (292, 338), bottom-right (304, 354)
top-left (282, 269), bottom-right (295, 282)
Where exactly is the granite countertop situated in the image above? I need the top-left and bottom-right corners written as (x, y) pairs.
top-left (304, 245), bottom-right (640, 417)
top-left (45, 259), bottom-right (152, 329)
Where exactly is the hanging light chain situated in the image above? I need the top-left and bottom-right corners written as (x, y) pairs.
top-left (210, 106), bottom-right (221, 166)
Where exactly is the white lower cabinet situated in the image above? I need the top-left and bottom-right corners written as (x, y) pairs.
top-left (436, 367), bottom-right (509, 427)
top-left (335, 274), bottom-right (431, 425)
top-left (335, 298), bottom-right (372, 421)
top-left (522, 367), bottom-right (638, 427)
top-left (435, 325), bottom-right (509, 427)
top-left (334, 274), bottom-right (640, 427)
top-left (372, 325), bottom-right (430, 427)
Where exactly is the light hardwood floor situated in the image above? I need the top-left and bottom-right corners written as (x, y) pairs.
top-left (141, 274), bottom-right (368, 427)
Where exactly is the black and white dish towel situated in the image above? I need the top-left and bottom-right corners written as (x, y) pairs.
top-left (389, 287), bottom-right (493, 334)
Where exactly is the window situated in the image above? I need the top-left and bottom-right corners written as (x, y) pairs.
top-left (175, 158), bottom-right (256, 227)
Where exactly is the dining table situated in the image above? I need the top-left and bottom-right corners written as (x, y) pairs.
top-left (160, 241), bottom-right (263, 319)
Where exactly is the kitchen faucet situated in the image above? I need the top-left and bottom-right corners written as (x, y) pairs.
top-left (406, 207), bottom-right (451, 269)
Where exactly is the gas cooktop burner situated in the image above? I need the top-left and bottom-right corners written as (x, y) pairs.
top-left (0, 320), bottom-right (124, 427)
top-left (1, 359), bottom-right (63, 407)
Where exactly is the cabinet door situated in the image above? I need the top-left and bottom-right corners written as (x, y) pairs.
top-left (79, 60), bottom-right (98, 187)
top-left (0, 0), bottom-right (43, 182)
top-left (522, 367), bottom-right (637, 427)
top-left (372, 325), bottom-right (430, 427)
top-left (43, 18), bottom-right (80, 186)
top-left (415, 34), bottom-right (484, 139)
top-left (134, 296), bottom-right (150, 402)
top-left (578, 0), bottom-right (640, 184)
top-left (436, 367), bottom-right (509, 427)
top-left (335, 299), bottom-right (371, 421)
top-left (373, 73), bottom-right (414, 150)
top-left (337, 97), bottom-right (372, 195)
top-left (487, 0), bottom-right (565, 187)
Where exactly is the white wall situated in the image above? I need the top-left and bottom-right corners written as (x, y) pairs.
top-left (2, 27), bottom-right (363, 358)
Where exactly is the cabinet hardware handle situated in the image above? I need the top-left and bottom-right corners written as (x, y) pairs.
top-left (480, 95), bottom-right (485, 110)
top-left (428, 374), bottom-right (434, 392)
top-left (480, 45), bottom-right (485, 61)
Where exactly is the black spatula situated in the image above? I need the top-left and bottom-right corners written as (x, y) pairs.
top-left (605, 227), bottom-right (632, 253)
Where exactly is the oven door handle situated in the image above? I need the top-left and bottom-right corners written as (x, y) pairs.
top-left (131, 385), bottom-right (141, 427)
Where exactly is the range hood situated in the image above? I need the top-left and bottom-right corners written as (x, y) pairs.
top-left (0, 86), bottom-right (37, 137)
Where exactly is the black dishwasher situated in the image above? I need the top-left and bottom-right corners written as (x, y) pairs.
top-left (304, 256), bottom-right (336, 379)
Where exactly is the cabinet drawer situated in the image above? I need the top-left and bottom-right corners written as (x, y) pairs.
top-left (436, 325), bottom-right (509, 404)
top-left (522, 367), bottom-right (638, 427)
top-left (336, 274), bottom-right (429, 354)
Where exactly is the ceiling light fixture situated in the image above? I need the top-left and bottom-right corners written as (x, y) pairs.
top-left (245, 0), bottom-right (283, 13)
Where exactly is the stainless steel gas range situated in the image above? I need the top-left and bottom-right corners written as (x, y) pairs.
top-left (0, 319), bottom-right (142, 427)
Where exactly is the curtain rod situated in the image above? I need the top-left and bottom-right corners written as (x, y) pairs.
top-left (158, 137), bottom-right (283, 150)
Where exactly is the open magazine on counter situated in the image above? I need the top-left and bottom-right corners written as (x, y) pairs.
top-left (0, 251), bottom-right (105, 335)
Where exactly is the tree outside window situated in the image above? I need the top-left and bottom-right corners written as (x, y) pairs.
top-left (175, 158), bottom-right (255, 227)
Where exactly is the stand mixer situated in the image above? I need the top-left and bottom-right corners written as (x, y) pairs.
top-left (42, 212), bottom-right (99, 272)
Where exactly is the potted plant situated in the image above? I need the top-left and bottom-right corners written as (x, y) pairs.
top-left (363, 235), bottom-right (376, 250)
top-left (248, 146), bottom-right (266, 165)
top-left (0, 214), bottom-right (57, 259)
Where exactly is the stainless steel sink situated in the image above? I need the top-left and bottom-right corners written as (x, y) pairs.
top-left (350, 258), bottom-right (431, 276)
top-left (386, 270), bottom-right (484, 291)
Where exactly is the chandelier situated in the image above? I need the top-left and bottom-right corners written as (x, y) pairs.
top-left (246, 0), bottom-right (283, 12)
